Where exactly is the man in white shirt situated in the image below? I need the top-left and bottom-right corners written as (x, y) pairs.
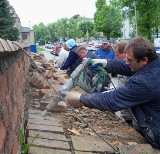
top-left (54, 44), bottom-right (69, 67)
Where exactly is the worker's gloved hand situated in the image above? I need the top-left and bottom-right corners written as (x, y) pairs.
top-left (60, 91), bottom-right (82, 108)
top-left (92, 59), bottom-right (107, 68)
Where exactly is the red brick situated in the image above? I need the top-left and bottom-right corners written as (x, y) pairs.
top-left (13, 62), bottom-right (19, 79)
top-left (6, 94), bottom-right (12, 114)
top-left (11, 106), bottom-right (18, 131)
top-left (0, 73), bottom-right (8, 105)
top-left (4, 131), bottom-right (14, 154)
top-left (0, 120), bottom-right (6, 151)
top-left (3, 106), bottom-right (9, 128)
top-left (16, 57), bottom-right (22, 67)
top-left (7, 65), bottom-right (14, 90)
top-left (12, 136), bottom-right (19, 154)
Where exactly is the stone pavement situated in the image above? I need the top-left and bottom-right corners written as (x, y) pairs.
top-left (26, 99), bottom-right (160, 154)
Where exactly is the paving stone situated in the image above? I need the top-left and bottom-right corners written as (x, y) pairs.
top-left (75, 151), bottom-right (100, 154)
top-left (28, 118), bottom-right (61, 127)
top-left (28, 113), bottom-right (58, 121)
top-left (33, 104), bottom-right (40, 109)
top-left (27, 124), bottom-right (64, 133)
top-left (119, 144), bottom-right (157, 154)
top-left (28, 138), bottom-right (70, 150)
top-left (28, 109), bottom-right (42, 114)
top-left (29, 130), bottom-right (69, 142)
top-left (28, 146), bottom-right (71, 154)
top-left (71, 136), bottom-right (114, 153)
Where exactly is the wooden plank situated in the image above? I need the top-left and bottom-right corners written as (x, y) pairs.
top-left (12, 41), bottom-right (19, 50)
top-left (0, 38), bottom-right (11, 51)
top-left (0, 42), bottom-right (4, 52)
top-left (6, 40), bottom-right (16, 51)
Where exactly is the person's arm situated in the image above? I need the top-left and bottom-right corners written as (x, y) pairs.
top-left (92, 59), bottom-right (132, 76)
top-left (80, 80), bottom-right (151, 111)
top-left (106, 59), bottom-right (132, 76)
top-left (60, 51), bottom-right (78, 70)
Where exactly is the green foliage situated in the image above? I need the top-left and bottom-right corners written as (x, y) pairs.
top-left (94, 2), bottom-right (123, 39)
top-left (55, 18), bottom-right (70, 40)
top-left (47, 23), bottom-right (59, 43)
top-left (33, 23), bottom-right (50, 45)
top-left (67, 17), bottom-right (83, 39)
top-left (33, 16), bottom-right (94, 44)
top-left (54, 17), bottom-right (83, 40)
top-left (119, 0), bottom-right (160, 41)
top-left (37, 46), bottom-right (45, 52)
top-left (19, 129), bottom-right (39, 154)
top-left (0, 0), bottom-right (19, 40)
top-left (96, 0), bottom-right (106, 11)
top-left (79, 21), bottom-right (94, 37)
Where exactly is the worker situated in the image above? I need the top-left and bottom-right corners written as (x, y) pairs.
top-left (60, 39), bottom-right (81, 76)
top-left (61, 36), bottom-right (160, 149)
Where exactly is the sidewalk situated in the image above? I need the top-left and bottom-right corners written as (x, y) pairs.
top-left (26, 98), bottom-right (158, 154)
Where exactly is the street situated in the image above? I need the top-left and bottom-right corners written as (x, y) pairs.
top-left (42, 49), bottom-right (55, 61)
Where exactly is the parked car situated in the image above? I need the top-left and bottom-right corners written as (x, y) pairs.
top-left (45, 44), bottom-right (54, 49)
top-left (155, 47), bottom-right (160, 54)
top-left (94, 44), bottom-right (102, 49)
top-left (86, 46), bottom-right (97, 53)
top-left (77, 42), bottom-right (87, 48)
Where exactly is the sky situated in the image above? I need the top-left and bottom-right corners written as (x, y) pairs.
top-left (8, 0), bottom-right (97, 28)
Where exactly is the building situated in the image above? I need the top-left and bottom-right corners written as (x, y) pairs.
top-left (19, 27), bottom-right (35, 45)
top-left (9, 3), bottom-right (35, 45)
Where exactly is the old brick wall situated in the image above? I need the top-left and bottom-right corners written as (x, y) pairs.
top-left (0, 38), bottom-right (30, 154)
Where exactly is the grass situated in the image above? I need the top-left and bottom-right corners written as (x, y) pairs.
top-left (19, 129), bottom-right (39, 154)
top-left (37, 46), bottom-right (45, 52)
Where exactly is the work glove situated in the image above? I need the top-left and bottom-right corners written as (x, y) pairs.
top-left (91, 59), bottom-right (107, 68)
top-left (60, 91), bottom-right (82, 108)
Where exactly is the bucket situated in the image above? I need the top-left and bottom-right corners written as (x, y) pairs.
top-left (30, 45), bottom-right (37, 53)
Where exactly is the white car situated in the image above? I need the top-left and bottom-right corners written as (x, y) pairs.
top-left (155, 47), bottom-right (160, 54)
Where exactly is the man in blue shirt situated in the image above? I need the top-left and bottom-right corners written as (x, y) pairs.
top-left (61, 36), bottom-right (160, 149)
top-left (95, 42), bottom-right (116, 60)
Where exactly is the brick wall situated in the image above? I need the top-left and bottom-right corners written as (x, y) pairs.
top-left (0, 38), bottom-right (30, 154)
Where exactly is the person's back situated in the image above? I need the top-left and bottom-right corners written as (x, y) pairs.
top-left (60, 39), bottom-right (82, 76)
top-left (57, 47), bottom-right (69, 67)
top-left (54, 44), bottom-right (69, 67)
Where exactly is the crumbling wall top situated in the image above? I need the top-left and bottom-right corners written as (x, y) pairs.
top-left (0, 38), bottom-right (28, 57)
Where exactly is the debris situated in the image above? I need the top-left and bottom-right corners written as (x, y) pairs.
top-left (67, 128), bottom-right (80, 135)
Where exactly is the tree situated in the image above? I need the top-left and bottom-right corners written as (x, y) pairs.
top-left (94, 1), bottom-right (123, 39)
top-left (55, 17), bottom-right (83, 41)
top-left (33, 23), bottom-right (50, 45)
top-left (119, 0), bottom-right (160, 41)
top-left (0, 0), bottom-right (19, 40)
top-left (95, 0), bottom-right (106, 11)
top-left (78, 20), bottom-right (95, 38)
top-left (47, 23), bottom-right (59, 43)
top-left (55, 18), bottom-right (70, 41)
top-left (67, 17), bottom-right (83, 39)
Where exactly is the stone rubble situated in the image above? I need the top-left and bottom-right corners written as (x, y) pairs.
top-left (26, 53), bottom-right (160, 154)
